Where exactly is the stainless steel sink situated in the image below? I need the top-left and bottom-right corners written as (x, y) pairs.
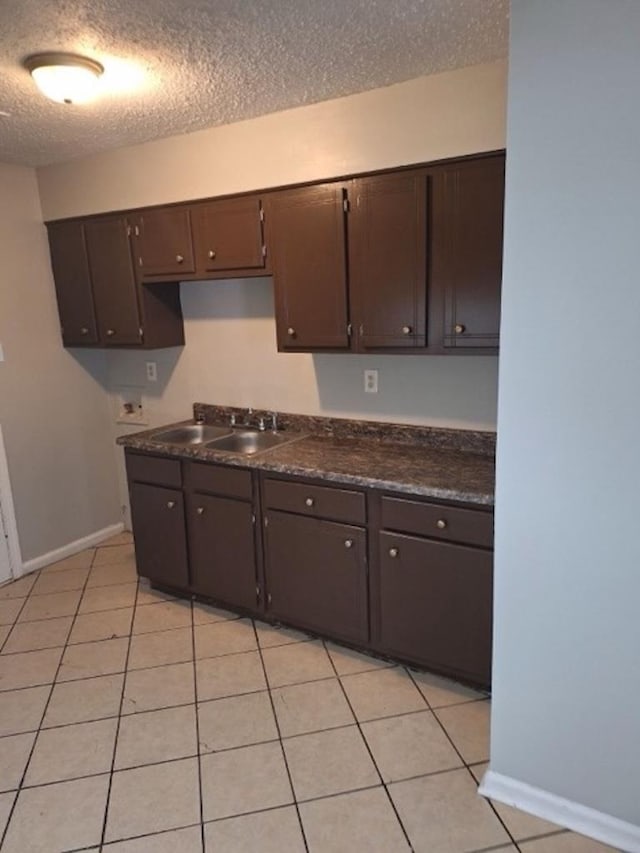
top-left (205, 429), bottom-right (299, 455)
top-left (152, 424), bottom-right (232, 446)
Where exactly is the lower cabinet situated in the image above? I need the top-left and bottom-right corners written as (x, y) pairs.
top-left (264, 511), bottom-right (368, 644)
top-left (129, 482), bottom-right (189, 589)
top-left (125, 452), bottom-right (494, 687)
top-left (377, 531), bottom-right (493, 684)
top-left (187, 493), bottom-right (257, 611)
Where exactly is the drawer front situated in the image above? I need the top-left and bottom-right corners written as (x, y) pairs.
top-left (380, 495), bottom-right (493, 548)
top-left (188, 462), bottom-right (252, 500)
top-left (263, 478), bottom-right (365, 525)
top-left (125, 452), bottom-right (182, 488)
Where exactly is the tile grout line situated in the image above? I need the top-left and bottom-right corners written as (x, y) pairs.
top-left (252, 619), bottom-right (310, 853)
top-left (97, 564), bottom-right (143, 850)
top-left (322, 639), bottom-right (417, 852)
top-left (189, 596), bottom-right (207, 853)
top-left (0, 547), bottom-right (99, 851)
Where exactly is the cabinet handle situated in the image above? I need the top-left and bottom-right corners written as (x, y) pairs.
top-left (436, 519), bottom-right (447, 530)
top-left (176, 254), bottom-right (184, 264)
top-left (80, 327), bottom-right (89, 335)
top-left (305, 497), bottom-right (315, 507)
top-left (196, 507), bottom-right (205, 515)
top-left (389, 547), bottom-right (399, 558)
top-left (106, 329), bottom-right (115, 336)
top-left (344, 538), bottom-right (354, 549)
top-left (287, 327), bottom-right (296, 337)
top-left (208, 250), bottom-right (216, 259)
top-left (455, 323), bottom-right (466, 334)
top-left (167, 501), bottom-right (176, 509)
top-left (402, 325), bottom-right (412, 335)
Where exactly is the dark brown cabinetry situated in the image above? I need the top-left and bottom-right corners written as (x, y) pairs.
top-left (46, 216), bottom-right (184, 349)
top-left (349, 171), bottom-right (427, 349)
top-left (132, 207), bottom-right (196, 278)
top-left (262, 477), bottom-right (368, 643)
top-left (47, 221), bottom-right (99, 346)
top-left (185, 462), bottom-right (258, 611)
top-left (191, 197), bottom-right (266, 276)
top-left (373, 495), bottom-right (493, 683)
top-left (431, 155), bottom-right (504, 349)
top-left (126, 454), bottom-right (189, 589)
top-left (265, 184), bottom-right (350, 350)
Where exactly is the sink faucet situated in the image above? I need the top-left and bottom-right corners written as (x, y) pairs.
top-left (195, 412), bottom-right (205, 425)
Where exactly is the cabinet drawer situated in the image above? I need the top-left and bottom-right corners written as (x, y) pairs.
top-left (187, 462), bottom-right (252, 500)
top-left (380, 496), bottom-right (493, 548)
top-left (263, 478), bottom-right (365, 525)
top-left (125, 452), bottom-right (182, 488)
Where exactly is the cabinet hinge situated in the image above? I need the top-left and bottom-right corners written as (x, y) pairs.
top-left (259, 206), bottom-right (265, 223)
top-left (138, 256), bottom-right (143, 267)
top-left (343, 198), bottom-right (350, 213)
top-left (347, 323), bottom-right (352, 337)
top-left (138, 327), bottom-right (144, 339)
top-left (126, 225), bottom-right (132, 237)
top-left (264, 516), bottom-right (269, 528)
top-left (251, 513), bottom-right (256, 525)
top-left (261, 244), bottom-right (267, 259)
top-left (255, 584), bottom-right (261, 602)
top-left (267, 592), bottom-right (272, 606)
top-left (134, 224), bottom-right (140, 237)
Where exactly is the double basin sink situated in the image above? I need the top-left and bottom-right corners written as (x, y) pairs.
top-left (151, 423), bottom-right (300, 456)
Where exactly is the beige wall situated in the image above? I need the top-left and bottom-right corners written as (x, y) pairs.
top-left (35, 62), bottom-right (506, 521)
top-left (0, 163), bottom-right (121, 563)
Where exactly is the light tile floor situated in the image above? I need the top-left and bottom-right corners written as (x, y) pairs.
top-left (0, 535), bottom-right (620, 852)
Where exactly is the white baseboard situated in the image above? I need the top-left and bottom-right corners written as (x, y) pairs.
top-left (480, 769), bottom-right (640, 853)
top-left (20, 523), bottom-right (125, 576)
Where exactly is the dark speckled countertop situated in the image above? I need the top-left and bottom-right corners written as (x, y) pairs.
top-left (117, 405), bottom-right (496, 507)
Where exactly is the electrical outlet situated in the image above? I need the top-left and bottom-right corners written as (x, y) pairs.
top-left (364, 369), bottom-right (379, 394)
top-left (145, 361), bottom-right (157, 382)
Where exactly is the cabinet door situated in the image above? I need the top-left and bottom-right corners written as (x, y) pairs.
top-left (349, 172), bottom-right (427, 349)
top-left (47, 221), bottom-right (98, 346)
top-left (432, 155), bottom-right (504, 349)
top-left (188, 493), bottom-right (258, 612)
top-left (85, 217), bottom-right (142, 346)
top-left (191, 197), bottom-right (265, 274)
top-left (265, 184), bottom-right (350, 350)
top-left (265, 511), bottom-right (368, 643)
top-left (378, 531), bottom-right (492, 685)
top-left (134, 207), bottom-right (195, 277)
top-left (130, 483), bottom-right (189, 588)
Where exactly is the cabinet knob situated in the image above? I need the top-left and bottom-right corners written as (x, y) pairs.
top-left (208, 250), bottom-right (216, 260)
top-left (402, 325), bottom-right (412, 335)
top-left (305, 497), bottom-right (315, 507)
top-left (196, 507), bottom-right (205, 515)
top-left (166, 501), bottom-right (176, 509)
top-left (389, 547), bottom-right (399, 558)
top-left (344, 538), bottom-right (354, 549)
top-left (454, 323), bottom-right (466, 334)
top-left (436, 519), bottom-right (447, 530)
top-left (106, 329), bottom-right (115, 336)
top-left (287, 327), bottom-right (296, 337)
top-left (176, 254), bottom-right (184, 264)
top-left (80, 327), bottom-right (89, 335)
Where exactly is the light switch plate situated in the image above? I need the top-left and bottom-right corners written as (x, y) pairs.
top-left (364, 369), bottom-right (379, 393)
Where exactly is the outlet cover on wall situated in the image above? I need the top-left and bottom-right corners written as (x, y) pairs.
top-left (145, 361), bottom-right (158, 382)
top-left (364, 369), bottom-right (379, 393)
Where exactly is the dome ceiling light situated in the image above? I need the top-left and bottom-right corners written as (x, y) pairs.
top-left (24, 53), bottom-right (104, 105)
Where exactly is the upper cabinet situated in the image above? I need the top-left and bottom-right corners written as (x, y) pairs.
top-left (349, 171), bottom-right (427, 350)
top-left (191, 197), bottom-right (267, 276)
top-left (264, 184), bottom-right (350, 350)
top-left (47, 221), bottom-right (99, 346)
top-left (131, 207), bottom-right (196, 278)
top-left (45, 152), bottom-right (504, 353)
top-left (46, 216), bottom-right (184, 349)
top-left (431, 155), bottom-right (505, 350)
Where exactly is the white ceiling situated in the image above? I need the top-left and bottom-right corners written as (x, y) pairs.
top-left (0, 0), bottom-right (508, 168)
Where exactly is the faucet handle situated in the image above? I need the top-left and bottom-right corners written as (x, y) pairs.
top-left (230, 413), bottom-right (237, 427)
top-left (195, 412), bottom-right (205, 425)
top-left (269, 411), bottom-right (278, 432)
top-left (258, 416), bottom-right (266, 432)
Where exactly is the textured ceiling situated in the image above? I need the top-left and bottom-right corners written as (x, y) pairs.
top-left (0, 0), bottom-right (508, 168)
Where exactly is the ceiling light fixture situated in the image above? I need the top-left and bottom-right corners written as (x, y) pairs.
top-left (24, 53), bottom-right (104, 105)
